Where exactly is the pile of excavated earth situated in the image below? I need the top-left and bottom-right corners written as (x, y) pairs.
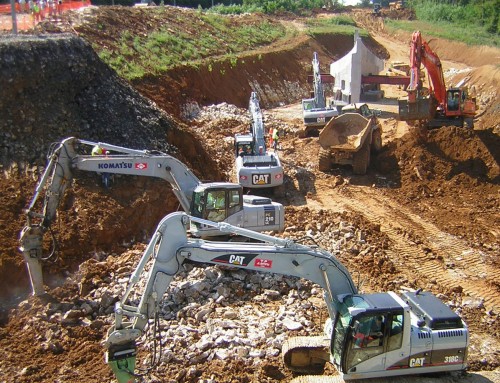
top-left (0, 5), bottom-right (499, 383)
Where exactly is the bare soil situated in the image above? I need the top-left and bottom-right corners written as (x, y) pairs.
top-left (0, 6), bottom-right (499, 383)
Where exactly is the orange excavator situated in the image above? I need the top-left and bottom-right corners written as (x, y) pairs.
top-left (398, 31), bottom-right (477, 128)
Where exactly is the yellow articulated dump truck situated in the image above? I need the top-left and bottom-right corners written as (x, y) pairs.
top-left (318, 112), bottom-right (382, 175)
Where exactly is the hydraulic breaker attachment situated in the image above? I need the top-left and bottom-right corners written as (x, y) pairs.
top-left (106, 344), bottom-right (137, 383)
top-left (19, 225), bottom-right (45, 296)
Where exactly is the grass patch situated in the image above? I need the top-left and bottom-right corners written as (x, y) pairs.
top-left (385, 19), bottom-right (500, 47)
top-left (98, 10), bottom-right (287, 81)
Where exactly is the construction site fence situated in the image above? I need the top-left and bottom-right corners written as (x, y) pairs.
top-left (0, 0), bottom-right (91, 31)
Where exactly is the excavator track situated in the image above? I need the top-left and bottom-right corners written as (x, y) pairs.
top-left (282, 336), bottom-right (330, 374)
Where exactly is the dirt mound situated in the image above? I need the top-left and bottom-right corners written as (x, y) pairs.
top-left (377, 125), bottom-right (499, 245)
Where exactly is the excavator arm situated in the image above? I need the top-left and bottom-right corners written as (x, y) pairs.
top-left (20, 137), bottom-right (208, 296)
top-left (312, 52), bottom-right (326, 109)
top-left (399, 31), bottom-right (445, 121)
top-left (420, 39), bottom-right (446, 107)
top-left (23, 137), bottom-right (200, 222)
top-left (104, 212), bottom-right (358, 383)
top-left (248, 92), bottom-right (267, 151)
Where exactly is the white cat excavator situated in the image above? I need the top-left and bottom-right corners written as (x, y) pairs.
top-left (301, 52), bottom-right (338, 137)
top-left (19, 137), bottom-right (284, 296)
top-left (105, 212), bottom-right (469, 383)
top-left (234, 92), bottom-right (284, 196)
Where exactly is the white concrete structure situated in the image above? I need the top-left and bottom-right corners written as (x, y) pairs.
top-left (330, 30), bottom-right (384, 104)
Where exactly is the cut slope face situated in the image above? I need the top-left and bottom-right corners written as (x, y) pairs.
top-left (36, 6), bottom-right (390, 116)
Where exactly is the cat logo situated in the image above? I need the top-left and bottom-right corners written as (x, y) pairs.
top-left (229, 255), bottom-right (246, 265)
top-left (211, 253), bottom-right (257, 266)
top-left (409, 357), bottom-right (425, 367)
top-left (252, 174), bottom-right (270, 185)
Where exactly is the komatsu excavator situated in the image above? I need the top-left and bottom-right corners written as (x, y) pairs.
top-left (19, 137), bottom-right (284, 296)
top-left (398, 31), bottom-right (476, 128)
top-left (105, 212), bottom-right (469, 383)
top-left (234, 92), bottom-right (284, 195)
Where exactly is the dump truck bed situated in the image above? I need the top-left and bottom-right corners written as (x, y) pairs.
top-left (318, 113), bottom-right (372, 152)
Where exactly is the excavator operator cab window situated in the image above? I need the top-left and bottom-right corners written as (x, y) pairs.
top-left (344, 311), bottom-right (405, 372)
top-left (359, 104), bottom-right (370, 118)
top-left (388, 313), bottom-right (403, 351)
top-left (191, 192), bottom-right (205, 218)
top-left (238, 143), bottom-right (253, 157)
top-left (205, 189), bottom-right (227, 222)
top-left (345, 313), bottom-right (388, 371)
top-left (228, 189), bottom-right (243, 216)
top-left (302, 100), bottom-right (314, 111)
top-left (447, 90), bottom-right (460, 111)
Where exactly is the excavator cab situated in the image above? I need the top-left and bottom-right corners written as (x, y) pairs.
top-left (446, 87), bottom-right (477, 119)
top-left (446, 89), bottom-right (461, 112)
top-left (328, 291), bottom-right (467, 379)
top-left (190, 184), bottom-right (243, 223)
top-left (342, 309), bottom-right (405, 373)
top-left (330, 293), bottom-right (405, 375)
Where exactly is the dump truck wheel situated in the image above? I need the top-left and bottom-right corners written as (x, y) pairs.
top-left (371, 127), bottom-right (383, 152)
top-left (318, 149), bottom-right (331, 172)
top-left (352, 141), bottom-right (370, 175)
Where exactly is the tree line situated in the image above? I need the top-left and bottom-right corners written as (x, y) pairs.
top-left (87, 0), bottom-right (497, 36)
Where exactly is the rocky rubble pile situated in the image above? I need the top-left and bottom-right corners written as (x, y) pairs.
top-left (0, 35), bottom-right (177, 169)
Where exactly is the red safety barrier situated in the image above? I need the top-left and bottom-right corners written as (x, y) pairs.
top-left (0, 0), bottom-right (91, 31)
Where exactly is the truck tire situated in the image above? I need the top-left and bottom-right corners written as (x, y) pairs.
top-left (318, 149), bottom-right (331, 172)
top-left (371, 127), bottom-right (383, 153)
top-left (352, 140), bottom-right (370, 175)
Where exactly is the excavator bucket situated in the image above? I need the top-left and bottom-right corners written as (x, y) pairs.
top-left (398, 96), bottom-right (434, 121)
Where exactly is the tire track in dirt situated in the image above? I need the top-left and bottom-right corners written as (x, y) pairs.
top-left (309, 181), bottom-right (500, 311)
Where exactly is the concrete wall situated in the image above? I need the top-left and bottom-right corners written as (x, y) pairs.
top-left (330, 31), bottom-right (384, 104)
